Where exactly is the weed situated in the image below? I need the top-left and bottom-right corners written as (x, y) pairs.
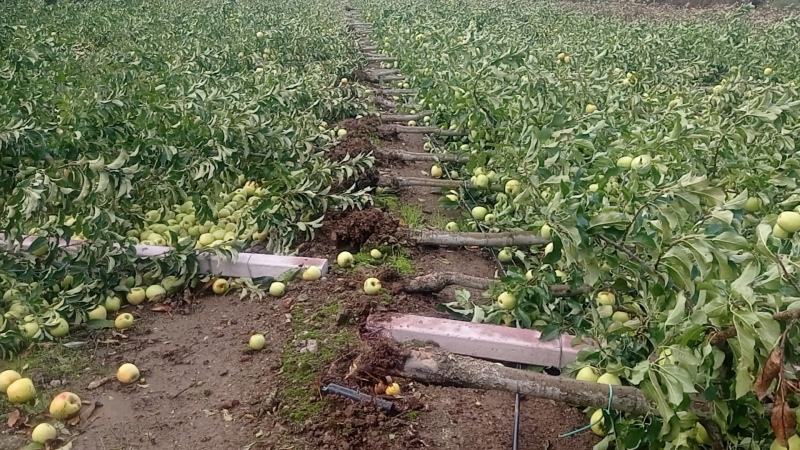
top-left (399, 204), bottom-right (425, 228)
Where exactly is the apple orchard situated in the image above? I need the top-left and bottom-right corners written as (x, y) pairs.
top-left (3, 0), bottom-right (800, 448)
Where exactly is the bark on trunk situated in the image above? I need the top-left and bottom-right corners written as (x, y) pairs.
top-left (402, 272), bottom-right (592, 297)
top-left (380, 110), bottom-right (434, 123)
top-left (412, 230), bottom-right (548, 247)
top-left (391, 125), bottom-right (467, 136)
top-left (396, 348), bottom-right (713, 418)
top-left (376, 151), bottom-right (468, 163)
top-left (377, 88), bottom-right (419, 95)
top-left (378, 176), bottom-right (502, 192)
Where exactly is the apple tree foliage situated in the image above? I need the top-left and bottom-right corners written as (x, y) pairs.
top-left (356, 0), bottom-right (800, 447)
top-left (0, 0), bottom-right (373, 357)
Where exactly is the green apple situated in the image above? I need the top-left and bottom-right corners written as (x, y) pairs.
top-left (115, 313), bottom-right (134, 329)
top-left (31, 423), bottom-right (57, 444)
top-left (590, 409), bottom-right (605, 436)
top-left (525, 270), bottom-right (534, 281)
top-left (127, 287), bottom-right (146, 305)
top-left (49, 318), bottom-right (69, 337)
top-left (145, 285), bottom-right (166, 301)
top-left (630, 155), bottom-right (652, 171)
top-left (773, 224), bottom-right (790, 239)
top-left (20, 322), bottom-right (39, 339)
top-left (337, 128), bottom-right (347, 137)
top-left (430, 165), bottom-right (443, 178)
top-left (471, 207), bottom-right (488, 221)
top-left (250, 334), bottom-right (266, 350)
top-left (498, 248), bottom-right (513, 262)
top-left (611, 311), bottom-right (630, 323)
top-left (7, 378), bottom-right (35, 403)
top-left (585, 104), bottom-right (597, 114)
top-left (302, 266), bottom-right (322, 281)
top-left (364, 277), bottom-right (382, 295)
top-left (370, 249), bottom-right (382, 259)
top-left (616, 156), bottom-right (633, 168)
top-left (745, 197), bottom-right (760, 212)
top-left (596, 373), bottom-right (621, 386)
top-left (544, 242), bottom-right (554, 255)
top-left (497, 292), bottom-right (517, 310)
top-left (576, 366), bottom-right (599, 383)
top-left (777, 211), bottom-right (800, 233)
top-left (88, 305), bottom-right (107, 320)
top-left (474, 174), bottom-right (490, 188)
top-left (212, 278), bottom-right (230, 294)
top-left (337, 251), bottom-right (355, 267)
top-left (269, 282), bottom-right (285, 297)
top-left (596, 291), bottom-right (616, 306)
top-left (589, 183), bottom-right (599, 192)
top-left (540, 224), bottom-right (552, 239)
top-left (445, 222), bottom-right (459, 232)
top-left (484, 213), bottom-right (496, 223)
top-left (49, 391), bottom-right (81, 419)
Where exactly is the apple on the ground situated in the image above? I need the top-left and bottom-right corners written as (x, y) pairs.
top-left (364, 278), bottom-right (382, 295)
top-left (117, 363), bottom-right (140, 384)
top-left (49, 391), bottom-right (81, 419)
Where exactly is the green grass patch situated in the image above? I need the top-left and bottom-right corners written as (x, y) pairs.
top-left (279, 304), bottom-right (358, 423)
top-left (0, 343), bottom-right (101, 415)
top-left (399, 204), bottom-right (425, 228)
top-left (353, 246), bottom-right (415, 276)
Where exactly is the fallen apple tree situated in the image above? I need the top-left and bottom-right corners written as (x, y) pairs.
top-left (402, 271), bottom-right (592, 297)
top-left (364, 345), bottom-right (713, 419)
top-left (410, 230), bottom-right (548, 247)
top-left (379, 110), bottom-right (434, 123)
top-left (376, 88), bottom-right (419, 95)
top-left (377, 175), bottom-right (503, 191)
top-left (390, 125), bottom-right (468, 136)
top-left (375, 150), bottom-right (468, 163)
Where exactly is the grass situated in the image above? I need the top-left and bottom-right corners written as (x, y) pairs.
top-left (399, 204), bottom-right (425, 228)
top-left (430, 211), bottom-right (450, 230)
top-left (279, 302), bottom-right (358, 423)
top-left (353, 246), bottom-right (415, 276)
top-left (0, 342), bottom-right (101, 415)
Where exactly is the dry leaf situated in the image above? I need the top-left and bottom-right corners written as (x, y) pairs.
top-left (222, 409), bottom-right (233, 422)
top-left (374, 382), bottom-right (387, 395)
top-left (151, 304), bottom-right (173, 313)
top-left (87, 376), bottom-right (114, 390)
top-left (772, 391), bottom-right (797, 448)
top-left (7, 409), bottom-right (20, 428)
top-left (56, 441), bottom-right (74, 450)
top-left (754, 348), bottom-right (783, 400)
top-left (67, 415), bottom-right (81, 426)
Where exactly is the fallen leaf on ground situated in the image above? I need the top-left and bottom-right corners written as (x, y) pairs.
top-left (87, 376), bottom-right (114, 390)
top-left (7, 409), bottom-right (20, 427)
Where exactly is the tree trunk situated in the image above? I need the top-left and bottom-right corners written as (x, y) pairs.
top-left (402, 272), bottom-right (592, 297)
top-left (412, 230), bottom-right (548, 247)
top-left (377, 88), bottom-right (419, 95)
top-left (376, 151), bottom-right (468, 163)
top-left (377, 176), bottom-right (503, 192)
top-left (380, 110), bottom-right (434, 123)
top-left (395, 348), bottom-right (713, 419)
top-left (391, 125), bottom-right (467, 136)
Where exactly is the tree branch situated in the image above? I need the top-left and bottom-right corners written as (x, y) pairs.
top-left (402, 271), bottom-right (592, 297)
top-left (380, 110), bottom-right (434, 123)
top-left (412, 230), bottom-right (548, 247)
top-left (377, 176), bottom-right (503, 192)
top-left (375, 151), bottom-right (468, 163)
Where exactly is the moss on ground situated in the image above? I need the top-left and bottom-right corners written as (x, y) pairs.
top-left (279, 302), bottom-right (358, 423)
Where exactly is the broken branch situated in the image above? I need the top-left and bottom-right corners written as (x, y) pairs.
top-left (380, 110), bottom-right (434, 123)
top-left (376, 150), bottom-right (468, 163)
top-left (412, 230), bottom-right (548, 247)
top-left (390, 347), bottom-right (713, 418)
top-left (377, 176), bottom-right (502, 191)
top-left (402, 272), bottom-right (592, 297)
top-left (391, 125), bottom-right (467, 136)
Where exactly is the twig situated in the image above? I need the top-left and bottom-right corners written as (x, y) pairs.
top-left (597, 235), bottom-right (656, 273)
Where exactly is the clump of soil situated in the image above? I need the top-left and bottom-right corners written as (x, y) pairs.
top-left (335, 117), bottom-right (381, 138)
top-left (327, 136), bottom-right (375, 162)
top-left (321, 208), bottom-right (399, 251)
